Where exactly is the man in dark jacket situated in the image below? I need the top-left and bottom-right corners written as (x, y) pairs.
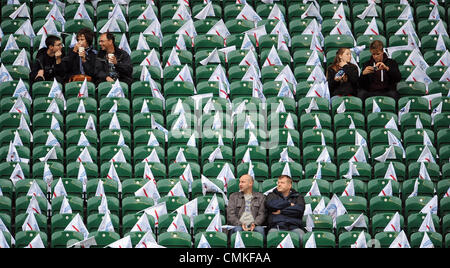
top-left (62, 28), bottom-right (97, 83)
top-left (358, 40), bottom-right (402, 101)
top-left (94, 32), bottom-right (133, 87)
top-left (30, 35), bottom-right (65, 84)
top-left (265, 175), bottom-right (305, 243)
top-left (227, 174), bottom-right (266, 238)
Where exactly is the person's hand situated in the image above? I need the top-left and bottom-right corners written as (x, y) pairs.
top-left (106, 76), bottom-right (115, 82)
top-left (109, 55), bottom-right (118, 65)
top-left (249, 223), bottom-right (256, 232)
top-left (376, 61), bottom-right (390, 71)
top-left (334, 75), bottom-right (343, 82)
top-left (341, 75), bottom-right (348, 83)
top-left (73, 42), bottom-right (80, 53)
top-left (272, 210), bottom-right (281, 215)
top-left (35, 69), bottom-right (45, 79)
top-left (242, 224), bottom-right (249, 231)
top-left (362, 66), bottom-right (375, 75)
top-left (55, 50), bottom-right (62, 58)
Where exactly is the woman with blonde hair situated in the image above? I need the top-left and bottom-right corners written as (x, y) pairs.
top-left (326, 48), bottom-right (360, 98)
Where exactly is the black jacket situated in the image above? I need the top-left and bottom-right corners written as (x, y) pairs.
top-left (61, 46), bottom-right (97, 83)
top-left (327, 63), bottom-right (360, 97)
top-left (359, 53), bottom-right (402, 93)
top-left (265, 188), bottom-right (305, 230)
top-left (30, 47), bottom-right (65, 84)
top-left (94, 46), bottom-right (132, 86)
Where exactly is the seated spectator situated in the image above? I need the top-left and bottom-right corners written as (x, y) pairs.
top-left (94, 32), bottom-right (132, 87)
top-left (265, 175), bottom-right (305, 244)
top-left (227, 174), bottom-right (266, 239)
top-left (327, 48), bottom-right (360, 98)
top-left (62, 28), bottom-right (97, 83)
top-left (30, 35), bottom-right (65, 84)
top-left (358, 40), bottom-right (402, 101)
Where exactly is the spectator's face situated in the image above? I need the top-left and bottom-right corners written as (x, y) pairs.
top-left (340, 49), bottom-right (352, 63)
top-left (239, 175), bottom-right (253, 193)
top-left (77, 34), bottom-right (88, 48)
top-left (371, 49), bottom-right (384, 63)
top-left (277, 177), bottom-right (292, 194)
top-left (99, 34), bottom-right (112, 51)
top-left (50, 40), bottom-right (63, 54)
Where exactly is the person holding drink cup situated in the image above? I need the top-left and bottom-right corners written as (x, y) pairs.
top-left (62, 28), bottom-right (97, 83)
top-left (94, 32), bottom-right (133, 87)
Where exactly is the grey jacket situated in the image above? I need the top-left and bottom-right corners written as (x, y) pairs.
top-left (226, 191), bottom-right (266, 226)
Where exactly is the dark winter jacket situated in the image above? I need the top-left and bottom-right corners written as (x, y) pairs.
top-left (61, 46), bottom-right (97, 83)
top-left (265, 188), bottom-right (305, 230)
top-left (359, 53), bottom-right (402, 93)
top-left (94, 46), bottom-right (132, 86)
top-left (30, 47), bottom-right (65, 84)
top-left (327, 63), bottom-right (360, 96)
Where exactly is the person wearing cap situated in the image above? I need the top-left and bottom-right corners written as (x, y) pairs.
top-left (265, 175), bottom-right (305, 244)
top-left (227, 174), bottom-right (266, 238)
top-left (358, 40), bottom-right (402, 101)
top-left (62, 27), bottom-right (97, 83)
top-left (94, 32), bottom-right (132, 87)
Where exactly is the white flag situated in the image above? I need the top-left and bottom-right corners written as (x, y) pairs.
top-left (99, 18), bottom-right (122, 33)
top-left (420, 232), bottom-right (435, 248)
top-left (207, 19), bottom-right (231, 40)
top-left (351, 231), bottom-right (368, 248)
top-left (206, 213), bottom-right (222, 232)
top-left (363, 17), bottom-right (380, 36)
top-left (304, 234), bottom-right (317, 248)
top-left (197, 233), bottom-right (211, 248)
top-left (357, 3), bottom-right (378, 19)
top-left (167, 213), bottom-right (189, 233)
top-left (4, 34), bottom-right (19, 51)
top-left (64, 213), bottom-right (89, 239)
top-left (135, 180), bottom-right (160, 201)
top-left (24, 235), bottom-right (45, 248)
top-left (142, 202), bottom-right (168, 227)
top-left (12, 49), bottom-right (30, 71)
top-left (378, 180), bottom-right (393, 197)
top-left (332, 3), bottom-right (346, 20)
top-left (341, 179), bottom-right (355, 197)
top-left (384, 212), bottom-right (401, 232)
top-left (236, 3), bottom-right (261, 22)
top-left (389, 230), bottom-right (410, 248)
top-left (306, 180), bottom-right (321, 197)
top-left (216, 163), bottom-right (235, 193)
top-left (234, 231), bottom-right (246, 248)
top-left (9, 3), bottom-right (30, 19)
top-left (349, 146), bottom-right (367, 163)
top-left (420, 195), bottom-right (438, 215)
top-left (194, 2), bottom-right (215, 20)
top-left (98, 212), bottom-right (115, 232)
top-left (418, 212), bottom-right (436, 232)
top-left (59, 196), bottom-right (73, 214)
top-left (131, 215), bottom-right (154, 233)
top-left (106, 236), bottom-right (132, 248)
top-left (175, 198), bottom-right (198, 219)
top-left (301, 3), bottom-right (323, 23)
top-left (344, 213), bottom-right (367, 231)
top-left (74, 3), bottom-right (92, 21)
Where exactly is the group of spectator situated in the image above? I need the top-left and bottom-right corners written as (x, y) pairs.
top-left (327, 40), bottom-right (402, 101)
top-left (30, 28), bottom-right (132, 87)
